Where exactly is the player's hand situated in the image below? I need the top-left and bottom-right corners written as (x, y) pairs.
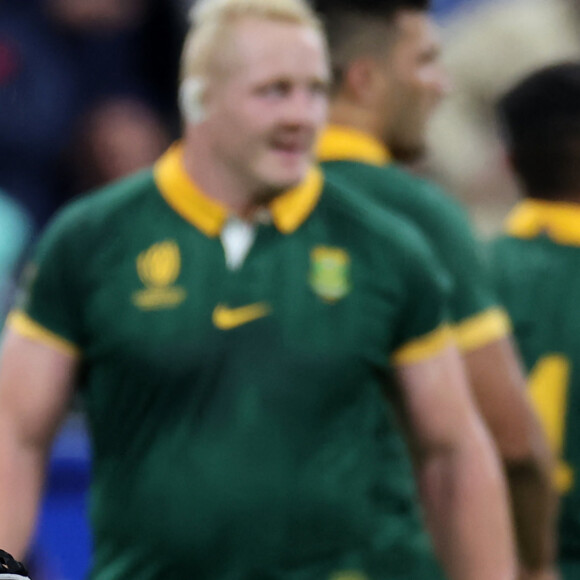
top-left (0, 550), bottom-right (29, 580)
top-left (518, 567), bottom-right (560, 580)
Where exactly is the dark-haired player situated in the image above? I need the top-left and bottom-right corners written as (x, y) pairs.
top-left (314, 0), bottom-right (557, 578)
top-left (490, 61), bottom-right (580, 580)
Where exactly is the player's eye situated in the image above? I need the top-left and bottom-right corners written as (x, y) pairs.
top-left (419, 47), bottom-right (441, 65)
top-left (258, 81), bottom-right (292, 98)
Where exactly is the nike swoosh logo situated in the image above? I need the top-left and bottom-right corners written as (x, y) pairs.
top-left (212, 303), bottom-right (271, 330)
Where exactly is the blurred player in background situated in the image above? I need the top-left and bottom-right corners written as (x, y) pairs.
top-left (0, 0), bottom-right (176, 231)
top-left (314, 0), bottom-right (557, 578)
top-left (490, 62), bottom-right (580, 580)
top-left (426, 0), bottom-right (580, 234)
top-left (0, 0), bottom-right (517, 578)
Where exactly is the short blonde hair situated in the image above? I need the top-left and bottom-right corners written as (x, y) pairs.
top-left (178, 0), bottom-right (323, 122)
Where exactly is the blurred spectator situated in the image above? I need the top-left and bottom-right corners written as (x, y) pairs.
top-left (0, 191), bottom-right (32, 328)
top-left (425, 0), bottom-right (580, 235)
top-left (0, 0), bottom-right (180, 232)
top-left (70, 97), bottom-right (171, 193)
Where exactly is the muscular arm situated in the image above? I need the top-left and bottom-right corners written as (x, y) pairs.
top-left (0, 329), bottom-right (78, 558)
top-left (463, 335), bottom-right (557, 577)
top-left (395, 343), bottom-right (517, 580)
top-left (397, 179), bottom-right (557, 573)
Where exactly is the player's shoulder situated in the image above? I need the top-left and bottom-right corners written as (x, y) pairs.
top-left (488, 233), bottom-right (514, 253)
top-left (42, 169), bottom-right (158, 243)
top-left (324, 158), bottom-right (419, 199)
top-left (485, 232), bottom-right (552, 286)
top-left (488, 231), bottom-right (547, 258)
top-left (321, 174), bottom-right (440, 267)
top-left (385, 164), bottom-right (471, 223)
top-left (488, 230), bottom-right (573, 272)
top-left (325, 159), bottom-right (470, 226)
top-left (486, 234), bottom-right (515, 270)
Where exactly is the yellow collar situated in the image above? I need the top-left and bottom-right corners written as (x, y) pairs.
top-left (316, 125), bottom-right (391, 166)
top-left (154, 144), bottom-right (324, 237)
top-left (505, 200), bottom-right (580, 246)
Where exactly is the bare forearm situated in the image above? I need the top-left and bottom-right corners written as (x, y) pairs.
top-left (463, 337), bottom-right (558, 574)
top-left (419, 428), bottom-right (517, 580)
top-left (506, 458), bottom-right (558, 574)
top-left (0, 331), bottom-right (78, 558)
top-left (0, 424), bottom-right (47, 559)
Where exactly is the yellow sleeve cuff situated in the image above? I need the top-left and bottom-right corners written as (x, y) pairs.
top-left (7, 310), bottom-right (81, 358)
top-left (392, 324), bottom-right (454, 365)
top-left (453, 308), bottom-right (512, 353)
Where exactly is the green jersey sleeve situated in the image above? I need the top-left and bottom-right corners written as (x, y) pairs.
top-left (9, 203), bottom-right (87, 356)
top-left (323, 161), bottom-right (512, 352)
top-left (387, 220), bottom-right (454, 365)
top-left (391, 175), bottom-right (512, 351)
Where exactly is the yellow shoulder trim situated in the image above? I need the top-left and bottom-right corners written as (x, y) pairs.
top-left (154, 144), bottom-right (227, 237)
top-left (392, 324), bottom-right (454, 366)
top-left (270, 166), bottom-right (324, 233)
top-left (505, 200), bottom-right (580, 246)
top-left (453, 308), bottom-right (512, 353)
top-left (317, 125), bottom-right (391, 166)
top-left (7, 310), bottom-right (81, 358)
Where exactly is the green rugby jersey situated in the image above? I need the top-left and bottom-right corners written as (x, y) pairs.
top-left (318, 125), bottom-right (511, 352)
top-left (10, 145), bottom-right (451, 580)
top-left (489, 201), bottom-right (580, 569)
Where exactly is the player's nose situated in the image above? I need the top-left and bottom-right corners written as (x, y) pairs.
top-left (281, 88), bottom-right (328, 128)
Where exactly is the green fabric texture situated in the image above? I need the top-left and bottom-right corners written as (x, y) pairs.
top-left (322, 160), bottom-right (497, 325)
top-left (21, 169), bottom-right (449, 580)
top-left (489, 232), bottom-right (580, 565)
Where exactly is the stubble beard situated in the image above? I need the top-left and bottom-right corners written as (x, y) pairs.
top-left (389, 141), bottom-right (428, 165)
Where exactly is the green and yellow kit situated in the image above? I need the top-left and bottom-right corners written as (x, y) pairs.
top-left (318, 125), bottom-right (511, 351)
top-left (489, 201), bottom-right (580, 578)
top-left (10, 145), bottom-right (451, 580)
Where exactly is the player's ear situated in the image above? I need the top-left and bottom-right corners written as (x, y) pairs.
top-left (501, 147), bottom-right (516, 173)
top-left (342, 57), bottom-right (384, 107)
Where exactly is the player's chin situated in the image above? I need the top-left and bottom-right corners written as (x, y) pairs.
top-left (263, 154), bottom-right (312, 189)
top-left (389, 139), bottom-right (427, 164)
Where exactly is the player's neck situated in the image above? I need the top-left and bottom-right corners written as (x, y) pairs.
top-left (182, 133), bottom-right (275, 220)
top-left (329, 97), bottom-right (387, 144)
top-left (530, 191), bottom-right (580, 204)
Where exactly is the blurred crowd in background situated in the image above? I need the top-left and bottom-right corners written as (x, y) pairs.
top-left (0, 0), bottom-right (187, 323)
top-left (2, 0), bottom-right (580, 578)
